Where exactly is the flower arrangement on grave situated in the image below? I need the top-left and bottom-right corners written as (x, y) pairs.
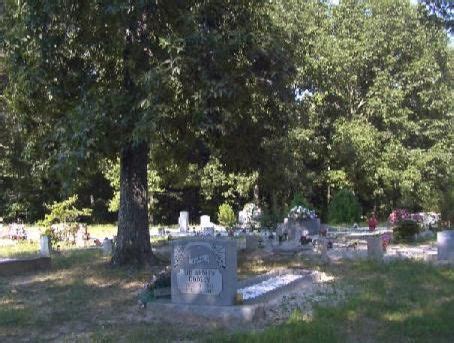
top-left (388, 208), bottom-right (423, 241)
top-left (139, 267), bottom-right (172, 306)
top-left (388, 208), bottom-right (411, 226)
top-left (388, 208), bottom-right (426, 226)
top-left (288, 205), bottom-right (317, 221)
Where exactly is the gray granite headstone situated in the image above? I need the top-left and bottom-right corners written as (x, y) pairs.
top-left (438, 230), bottom-right (454, 261)
top-left (102, 238), bottom-right (113, 256)
top-left (367, 235), bottom-right (383, 261)
top-left (246, 235), bottom-right (259, 251)
top-left (40, 235), bottom-right (51, 257)
top-left (171, 238), bottom-right (237, 306)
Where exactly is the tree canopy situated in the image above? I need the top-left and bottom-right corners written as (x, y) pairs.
top-left (1, 0), bottom-right (452, 264)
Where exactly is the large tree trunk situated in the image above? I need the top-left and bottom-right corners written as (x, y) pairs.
top-left (112, 141), bottom-right (154, 266)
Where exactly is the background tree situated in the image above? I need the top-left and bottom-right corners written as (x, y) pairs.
top-left (273, 0), bottom-right (452, 218)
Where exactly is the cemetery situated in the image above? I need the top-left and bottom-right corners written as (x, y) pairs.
top-left (1, 0), bottom-right (453, 342)
top-left (1, 205), bottom-right (454, 341)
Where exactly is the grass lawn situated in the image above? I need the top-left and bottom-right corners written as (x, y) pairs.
top-left (0, 240), bottom-right (41, 259)
top-left (1, 244), bottom-right (453, 342)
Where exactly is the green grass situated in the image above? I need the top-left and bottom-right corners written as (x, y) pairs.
top-left (1, 245), bottom-right (454, 342)
top-left (225, 260), bottom-right (454, 343)
top-left (87, 224), bottom-right (117, 239)
top-left (0, 241), bottom-right (40, 259)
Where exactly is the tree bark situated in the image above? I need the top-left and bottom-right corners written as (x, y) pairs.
top-left (112, 141), bottom-right (154, 266)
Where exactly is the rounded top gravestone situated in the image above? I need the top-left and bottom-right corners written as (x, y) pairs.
top-left (171, 237), bottom-right (237, 306)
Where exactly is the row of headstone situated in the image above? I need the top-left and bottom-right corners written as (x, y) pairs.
top-left (167, 232), bottom-right (454, 308)
top-left (178, 212), bottom-right (215, 233)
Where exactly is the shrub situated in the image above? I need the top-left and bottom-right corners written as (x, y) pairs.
top-left (217, 203), bottom-right (236, 228)
top-left (328, 189), bottom-right (361, 224)
top-left (393, 219), bottom-right (422, 242)
top-left (38, 195), bottom-right (92, 244)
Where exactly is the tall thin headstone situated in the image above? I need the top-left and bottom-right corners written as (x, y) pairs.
top-left (179, 211), bottom-right (189, 232)
top-left (40, 235), bottom-right (51, 257)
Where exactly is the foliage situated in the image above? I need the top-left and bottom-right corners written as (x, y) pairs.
top-left (273, 0), bottom-right (452, 217)
top-left (328, 189), bottom-right (361, 224)
top-left (39, 195), bottom-right (91, 227)
top-left (419, 0), bottom-right (454, 33)
top-left (440, 173), bottom-right (454, 224)
top-left (259, 208), bottom-right (281, 229)
top-left (394, 219), bottom-right (422, 242)
top-left (200, 157), bottom-right (258, 205)
top-left (0, 0), bottom-right (452, 238)
top-left (38, 195), bottom-right (91, 244)
top-left (1, 0), bottom-right (294, 264)
top-left (101, 158), bottom-right (162, 214)
top-left (289, 192), bottom-right (311, 210)
top-left (217, 203), bottom-right (236, 228)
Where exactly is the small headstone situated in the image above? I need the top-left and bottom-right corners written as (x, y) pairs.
top-left (102, 238), bottom-right (113, 256)
top-left (438, 230), bottom-right (454, 261)
top-left (319, 237), bottom-right (329, 263)
top-left (40, 236), bottom-right (51, 257)
top-left (238, 211), bottom-right (247, 225)
top-left (236, 237), bottom-right (247, 251)
top-left (75, 227), bottom-right (86, 247)
top-left (367, 235), bottom-right (383, 261)
top-left (200, 215), bottom-right (211, 228)
top-left (424, 251), bottom-right (438, 263)
top-left (179, 211), bottom-right (189, 232)
top-left (246, 235), bottom-right (259, 251)
top-left (171, 238), bottom-right (237, 306)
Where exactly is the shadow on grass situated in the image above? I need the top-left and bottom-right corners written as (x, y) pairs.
top-left (1, 250), bottom-right (454, 342)
top-left (0, 248), bottom-right (156, 341)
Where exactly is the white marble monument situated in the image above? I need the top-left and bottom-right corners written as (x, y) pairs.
top-left (179, 211), bottom-right (189, 232)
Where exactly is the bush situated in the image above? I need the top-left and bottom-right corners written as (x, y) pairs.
top-left (393, 219), bottom-right (422, 242)
top-left (217, 203), bottom-right (236, 228)
top-left (328, 189), bottom-right (361, 224)
top-left (38, 195), bottom-right (92, 244)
